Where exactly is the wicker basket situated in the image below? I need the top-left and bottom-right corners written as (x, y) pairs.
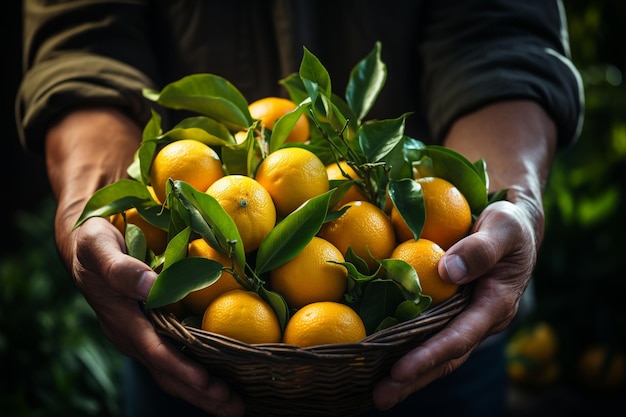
top-left (147, 286), bottom-right (471, 417)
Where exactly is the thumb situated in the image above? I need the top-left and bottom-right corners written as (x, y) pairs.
top-left (438, 202), bottom-right (522, 285)
top-left (74, 217), bottom-right (158, 301)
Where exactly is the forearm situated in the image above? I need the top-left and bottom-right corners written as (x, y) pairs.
top-left (19, 0), bottom-right (154, 153)
top-left (421, 0), bottom-right (581, 147)
top-left (45, 108), bottom-right (142, 257)
top-left (443, 100), bottom-right (557, 245)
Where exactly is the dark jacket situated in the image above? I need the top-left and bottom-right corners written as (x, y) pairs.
top-left (16, 0), bottom-right (583, 152)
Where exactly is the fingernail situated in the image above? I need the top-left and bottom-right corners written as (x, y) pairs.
top-left (136, 270), bottom-right (156, 299)
top-left (443, 254), bottom-right (467, 283)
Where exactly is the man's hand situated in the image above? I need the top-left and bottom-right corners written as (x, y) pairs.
top-left (45, 108), bottom-right (246, 417)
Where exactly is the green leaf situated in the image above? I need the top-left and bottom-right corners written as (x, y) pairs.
top-left (330, 93), bottom-right (360, 140)
top-left (74, 180), bottom-right (155, 228)
top-left (346, 41), bottom-right (387, 122)
top-left (388, 178), bottom-right (425, 240)
top-left (344, 246), bottom-right (375, 276)
top-left (279, 73), bottom-right (309, 105)
top-left (380, 258), bottom-right (422, 295)
top-left (358, 115), bottom-right (408, 162)
top-left (489, 188), bottom-right (509, 203)
top-left (381, 258), bottom-right (432, 316)
top-left (162, 227), bottom-right (192, 270)
top-left (269, 100), bottom-right (310, 152)
top-left (255, 190), bottom-right (334, 274)
top-left (143, 109), bottom-right (163, 139)
top-left (327, 180), bottom-right (354, 209)
top-left (129, 109), bottom-right (164, 182)
top-left (382, 136), bottom-right (412, 181)
top-left (159, 116), bottom-right (236, 147)
top-left (300, 47), bottom-right (332, 99)
top-left (143, 74), bottom-right (252, 131)
top-left (221, 132), bottom-right (253, 176)
top-left (124, 223), bottom-right (148, 261)
top-left (395, 300), bottom-right (428, 323)
top-left (473, 158), bottom-right (489, 189)
top-left (336, 259), bottom-right (378, 284)
top-left (403, 136), bottom-right (427, 162)
top-left (145, 257), bottom-right (223, 309)
top-left (135, 204), bottom-right (170, 230)
top-left (169, 180), bottom-right (245, 270)
top-left (359, 279), bottom-right (406, 335)
top-left (137, 139), bottom-right (160, 185)
top-left (374, 316), bottom-right (399, 332)
top-left (420, 145), bottom-right (489, 214)
top-left (258, 286), bottom-right (290, 331)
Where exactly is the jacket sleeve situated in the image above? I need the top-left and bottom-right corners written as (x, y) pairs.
top-left (16, 0), bottom-right (158, 153)
top-left (419, 0), bottom-right (584, 147)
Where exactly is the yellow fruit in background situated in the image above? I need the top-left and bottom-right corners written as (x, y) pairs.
top-left (391, 177), bottom-right (471, 249)
top-left (511, 322), bottom-right (559, 364)
top-left (390, 238), bottom-right (457, 306)
top-left (254, 147), bottom-right (329, 218)
top-left (507, 357), bottom-right (560, 387)
top-left (325, 160), bottom-right (369, 208)
top-left (283, 301), bottom-right (366, 347)
top-left (270, 236), bottom-right (347, 309)
top-left (150, 139), bottom-right (224, 204)
top-left (201, 289), bottom-right (281, 344)
top-left (110, 207), bottom-right (168, 254)
top-left (318, 200), bottom-right (396, 274)
top-left (248, 96), bottom-right (310, 143)
top-left (206, 175), bottom-right (276, 253)
top-left (577, 345), bottom-right (626, 392)
top-left (182, 238), bottom-right (245, 316)
top-left (506, 322), bottom-right (560, 387)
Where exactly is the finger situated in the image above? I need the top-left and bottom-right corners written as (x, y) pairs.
top-left (73, 218), bottom-right (245, 415)
top-left (372, 349), bottom-right (473, 410)
top-left (74, 217), bottom-right (157, 300)
top-left (97, 300), bottom-right (245, 416)
top-left (372, 301), bottom-right (493, 410)
top-left (133, 315), bottom-right (245, 415)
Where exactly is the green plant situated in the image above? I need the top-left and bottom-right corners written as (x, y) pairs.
top-left (508, 1), bottom-right (626, 394)
top-left (74, 43), bottom-right (500, 336)
top-left (0, 198), bottom-right (123, 416)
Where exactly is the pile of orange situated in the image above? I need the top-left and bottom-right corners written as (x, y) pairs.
top-left (111, 96), bottom-right (474, 347)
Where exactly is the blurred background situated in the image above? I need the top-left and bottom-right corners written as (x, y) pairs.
top-left (2, 1), bottom-right (624, 416)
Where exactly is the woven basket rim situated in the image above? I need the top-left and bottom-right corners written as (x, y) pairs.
top-left (146, 286), bottom-right (471, 417)
top-left (148, 285), bottom-right (471, 357)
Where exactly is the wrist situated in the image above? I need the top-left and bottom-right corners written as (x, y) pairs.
top-left (45, 107), bottom-right (142, 230)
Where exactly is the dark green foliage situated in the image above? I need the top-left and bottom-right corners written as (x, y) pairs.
top-left (0, 199), bottom-right (123, 417)
top-left (523, 0), bottom-right (626, 387)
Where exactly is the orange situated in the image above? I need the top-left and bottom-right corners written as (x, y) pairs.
top-left (506, 322), bottom-right (561, 387)
top-left (201, 289), bottom-right (281, 344)
top-left (270, 236), bottom-right (347, 309)
top-left (577, 345), bottom-right (626, 392)
top-left (283, 301), bottom-right (366, 347)
top-left (318, 200), bottom-right (396, 274)
top-left (111, 207), bottom-right (168, 254)
top-left (248, 96), bottom-right (310, 143)
top-left (182, 238), bottom-right (245, 315)
top-left (325, 160), bottom-right (369, 208)
top-left (510, 322), bottom-right (559, 365)
top-left (390, 238), bottom-right (457, 306)
top-left (206, 175), bottom-right (276, 253)
top-left (254, 147), bottom-right (329, 218)
top-left (391, 177), bottom-right (471, 249)
top-left (150, 139), bottom-right (224, 204)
